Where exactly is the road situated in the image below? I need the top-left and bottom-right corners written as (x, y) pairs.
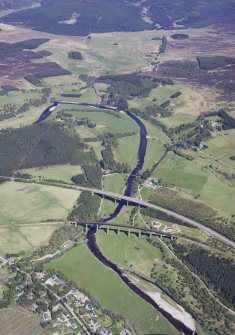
top-left (69, 184), bottom-right (235, 248)
top-left (1, 174), bottom-right (234, 248)
top-left (0, 220), bottom-right (175, 238)
top-left (46, 287), bottom-right (91, 335)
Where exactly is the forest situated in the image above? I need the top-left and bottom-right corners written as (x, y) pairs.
top-left (68, 51), bottom-right (83, 60)
top-left (197, 55), bottom-right (235, 70)
top-left (0, 123), bottom-right (85, 176)
top-left (3, 0), bottom-right (235, 35)
top-left (172, 243), bottom-right (235, 307)
top-left (218, 110), bottom-right (235, 129)
top-left (68, 191), bottom-right (100, 222)
top-left (98, 73), bottom-right (158, 99)
top-left (0, 39), bottom-right (49, 59)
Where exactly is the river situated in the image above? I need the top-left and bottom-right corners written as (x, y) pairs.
top-left (35, 101), bottom-right (197, 335)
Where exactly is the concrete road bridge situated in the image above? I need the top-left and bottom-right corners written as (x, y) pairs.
top-left (70, 184), bottom-right (235, 248)
top-left (72, 221), bottom-right (177, 240)
top-left (0, 220), bottom-right (176, 240)
top-left (1, 175), bottom-right (234, 248)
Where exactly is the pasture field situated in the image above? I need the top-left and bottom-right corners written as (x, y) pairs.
top-left (0, 225), bottom-right (58, 255)
top-left (110, 205), bottom-right (134, 225)
top-left (0, 89), bottom-right (41, 107)
top-left (41, 31), bottom-right (162, 76)
top-left (0, 102), bottom-right (48, 129)
top-left (128, 84), bottom-right (205, 128)
top-left (102, 173), bottom-right (128, 194)
top-left (88, 141), bottom-right (103, 160)
top-left (158, 113), bottom-right (196, 128)
top-left (83, 31), bottom-right (161, 75)
top-left (0, 182), bottom-right (79, 224)
top-left (140, 185), bottom-right (154, 200)
top-left (0, 285), bottom-right (4, 298)
top-left (229, 110), bottom-right (235, 118)
top-left (49, 82), bottom-right (100, 105)
top-left (46, 245), bottom-right (178, 335)
top-left (97, 231), bottom-right (163, 277)
top-left (0, 306), bottom-right (41, 335)
top-left (184, 129), bottom-right (235, 176)
top-left (53, 107), bottom-right (138, 136)
top-left (154, 152), bottom-right (209, 193)
top-left (203, 129), bottom-right (235, 169)
top-left (199, 175), bottom-right (235, 216)
top-left (98, 199), bottom-right (117, 219)
top-left (97, 231), bottom-right (230, 335)
top-left (153, 151), bottom-right (235, 217)
top-left (128, 85), bottom-right (181, 111)
top-left (75, 110), bottom-right (138, 135)
top-left (98, 199), bottom-right (134, 226)
top-left (18, 164), bottom-right (82, 183)
top-left (98, 198), bottom-right (139, 226)
top-left (143, 139), bottom-right (165, 171)
top-left (114, 135), bottom-right (139, 168)
top-left (143, 119), bottom-right (171, 143)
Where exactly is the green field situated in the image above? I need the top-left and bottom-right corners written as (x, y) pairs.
top-left (153, 151), bottom-right (235, 216)
top-left (0, 89), bottom-right (50, 129)
top-left (128, 85), bottom-right (181, 111)
top-left (0, 89), bottom-right (41, 107)
top-left (0, 182), bottom-right (79, 224)
top-left (43, 31), bottom-right (161, 76)
top-left (143, 120), bottom-right (171, 143)
top-left (75, 111), bottom-right (137, 135)
top-left (98, 199), bottom-right (117, 219)
top-left (0, 103), bottom-right (48, 130)
top-left (46, 244), bottom-right (178, 335)
top-left (143, 139), bottom-right (165, 171)
top-left (18, 164), bottom-right (82, 183)
top-left (199, 175), bottom-right (235, 216)
top-left (88, 141), bottom-right (103, 160)
top-left (97, 231), bottom-right (162, 277)
top-left (0, 225), bottom-right (57, 255)
top-left (158, 113), bottom-right (196, 128)
top-left (154, 152), bottom-right (208, 193)
top-left (103, 173), bottom-right (128, 194)
top-left (114, 135), bottom-right (139, 168)
top-left (203, 129), bottom-right (235, 171)
top-left (98, 198), bottom-right (140, 226)
top-left (53, 107), bottom-right (138, 138)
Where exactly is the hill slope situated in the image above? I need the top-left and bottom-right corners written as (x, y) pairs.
top-left (1, 0), bottom-right (235, 35)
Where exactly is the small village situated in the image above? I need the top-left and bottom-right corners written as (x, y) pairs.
top-left (1, 253), bottom-right (132, 335)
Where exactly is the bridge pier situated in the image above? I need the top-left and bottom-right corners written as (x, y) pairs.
top-left (138, 231), bottom-right (141, 238)
top-left (117, 228), bottom-right (120, 235)
top-left (75, 222), bottom-right (78, 227)
top-left (96, 225), bottom-right (99, 234)
top-left (128, 229), bottom-right (130, 237)
top-left (126, 200), bottom-right (128, 207)
top-left (106, 227), bottom-right (109, 234)
top-left (85, 224), bottom-right (88, 233)
top-left (149, 232), bottom-right (152, 238)
top-left (159, 234), bottom-right (162, 239)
